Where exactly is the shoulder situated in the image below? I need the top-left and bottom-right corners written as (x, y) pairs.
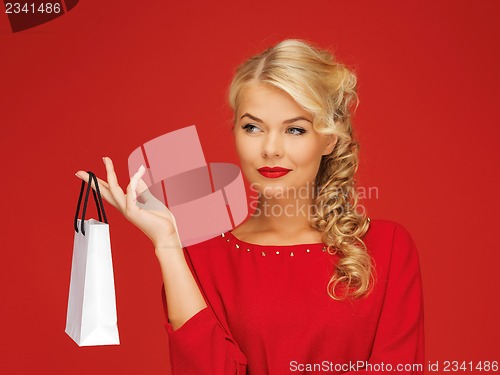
top-left (363, 218), bottom-right (420, 266)
top-left (364, 219), bottom-right (415, 245)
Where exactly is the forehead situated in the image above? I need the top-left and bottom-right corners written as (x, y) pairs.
top-left (237, 83), bottom-right (312, 120)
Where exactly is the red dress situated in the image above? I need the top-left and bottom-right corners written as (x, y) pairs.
top-left (162, 219), bottom-right (424, 374)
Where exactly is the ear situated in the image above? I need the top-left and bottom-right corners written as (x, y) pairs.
top-left (322, 134), bottom-right (338, 156)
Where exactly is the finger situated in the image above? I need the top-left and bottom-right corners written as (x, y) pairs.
top-left (129, 165), bottom-right (146, 201)
top-left (75, 170), bottom-right (118, 209)
top-left (135, 177), bottom-right (161, 205)
top-left (125, 165), bottom-right (146, 217)
top-left (137, 178), bottom-right (149, 196)
top-left (136, 178), bottom-right (153, 204)
top-left (103, 157), bottom-right (127, 211)
top-left (103, 157), bottom-right (120, 188)
top-left (75, 171), bottom-right (110, 189)
top-left (137, 186), bottom-right (169, 213)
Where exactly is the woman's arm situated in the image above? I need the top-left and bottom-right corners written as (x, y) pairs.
top-left (160, 247), bottom-right (248, 375)
top-left (345, 222), bottom-right (425, 374)
top-left (76, 158), bottom-right (207, 329)
top-left (155, 241), bottom-right (207, 330)
top-left (76, 157), bottom-right (247, 374)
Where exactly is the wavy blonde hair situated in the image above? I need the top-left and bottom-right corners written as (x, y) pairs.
top-left (227, 39), bottom-right (373, 299)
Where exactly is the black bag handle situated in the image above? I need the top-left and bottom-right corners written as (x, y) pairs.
top-left (74, 171), bottom-right (108, 236)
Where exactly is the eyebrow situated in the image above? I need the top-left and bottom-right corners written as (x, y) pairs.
top-left (240, 113), bottom-right (312, 124)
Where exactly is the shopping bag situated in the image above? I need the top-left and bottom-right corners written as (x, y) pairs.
top-left (65, 171), bottom-right (120, 346)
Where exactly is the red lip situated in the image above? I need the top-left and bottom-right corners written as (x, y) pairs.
top-left (257, 166), bottom-right (291, 178)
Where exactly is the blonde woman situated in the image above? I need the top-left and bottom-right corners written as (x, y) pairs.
top-left (76, 39), bottom-right (424, 374)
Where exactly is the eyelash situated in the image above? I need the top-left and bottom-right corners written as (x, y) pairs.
top-left (287, 127), bottom-right (306, 135)
top-left (242, 124), bottom-right (260, 133)
top-left (242, 124), bottom-right (306, 135)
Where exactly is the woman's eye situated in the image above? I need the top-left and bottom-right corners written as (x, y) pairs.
top-left (287, 127), bottom-right (306, 135)
top-left (242, 124), bottom-right (260, 133)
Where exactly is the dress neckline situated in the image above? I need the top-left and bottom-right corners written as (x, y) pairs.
top-left (224, 231), bottom-right (326, 249)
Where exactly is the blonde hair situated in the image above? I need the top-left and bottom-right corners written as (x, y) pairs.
top-left (227, 39), bottom-right (373, 299)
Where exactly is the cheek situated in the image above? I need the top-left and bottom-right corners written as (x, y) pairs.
top-left (235, 137), bottom-right (255, 165)
top-left (292, 140), bottom-right (325, 167)
top-left (234, 135), bottom-right (244, 158)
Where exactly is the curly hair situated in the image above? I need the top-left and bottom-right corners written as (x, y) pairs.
top-left (227, 39), bottom-right (373, 299)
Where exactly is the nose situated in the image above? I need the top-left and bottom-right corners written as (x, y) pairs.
top-left (261, 132), bottom-right (284, 159)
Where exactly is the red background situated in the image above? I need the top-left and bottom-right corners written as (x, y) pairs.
top-left (1, 1), bottom-right (499, 373)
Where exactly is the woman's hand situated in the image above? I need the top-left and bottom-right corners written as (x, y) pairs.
top-left (75, 157), bottom-right (181, 251)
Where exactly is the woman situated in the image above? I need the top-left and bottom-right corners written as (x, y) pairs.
top-left (76, 39), bottom-right (424, 374)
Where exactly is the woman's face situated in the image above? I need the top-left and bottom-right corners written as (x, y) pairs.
top-left (234, 82), bottom-right (337, 200)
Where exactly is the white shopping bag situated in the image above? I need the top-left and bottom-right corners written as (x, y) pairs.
top-left (65, 171), bottom-right (120, 346)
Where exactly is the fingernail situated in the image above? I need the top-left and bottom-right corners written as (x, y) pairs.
top-left (102, 157), bottom-right (107, 164)
top-left (75, 172), bottom-right (81, 179)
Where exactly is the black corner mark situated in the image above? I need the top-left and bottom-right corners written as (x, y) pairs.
top-left (3, 0), bottom-right (79, 33)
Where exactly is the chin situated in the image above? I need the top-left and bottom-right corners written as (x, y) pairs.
top-left (248, 180), bottom-right (293, 199)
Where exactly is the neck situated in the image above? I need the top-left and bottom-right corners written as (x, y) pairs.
top-left (249, 195), bottom-right (316, 235)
